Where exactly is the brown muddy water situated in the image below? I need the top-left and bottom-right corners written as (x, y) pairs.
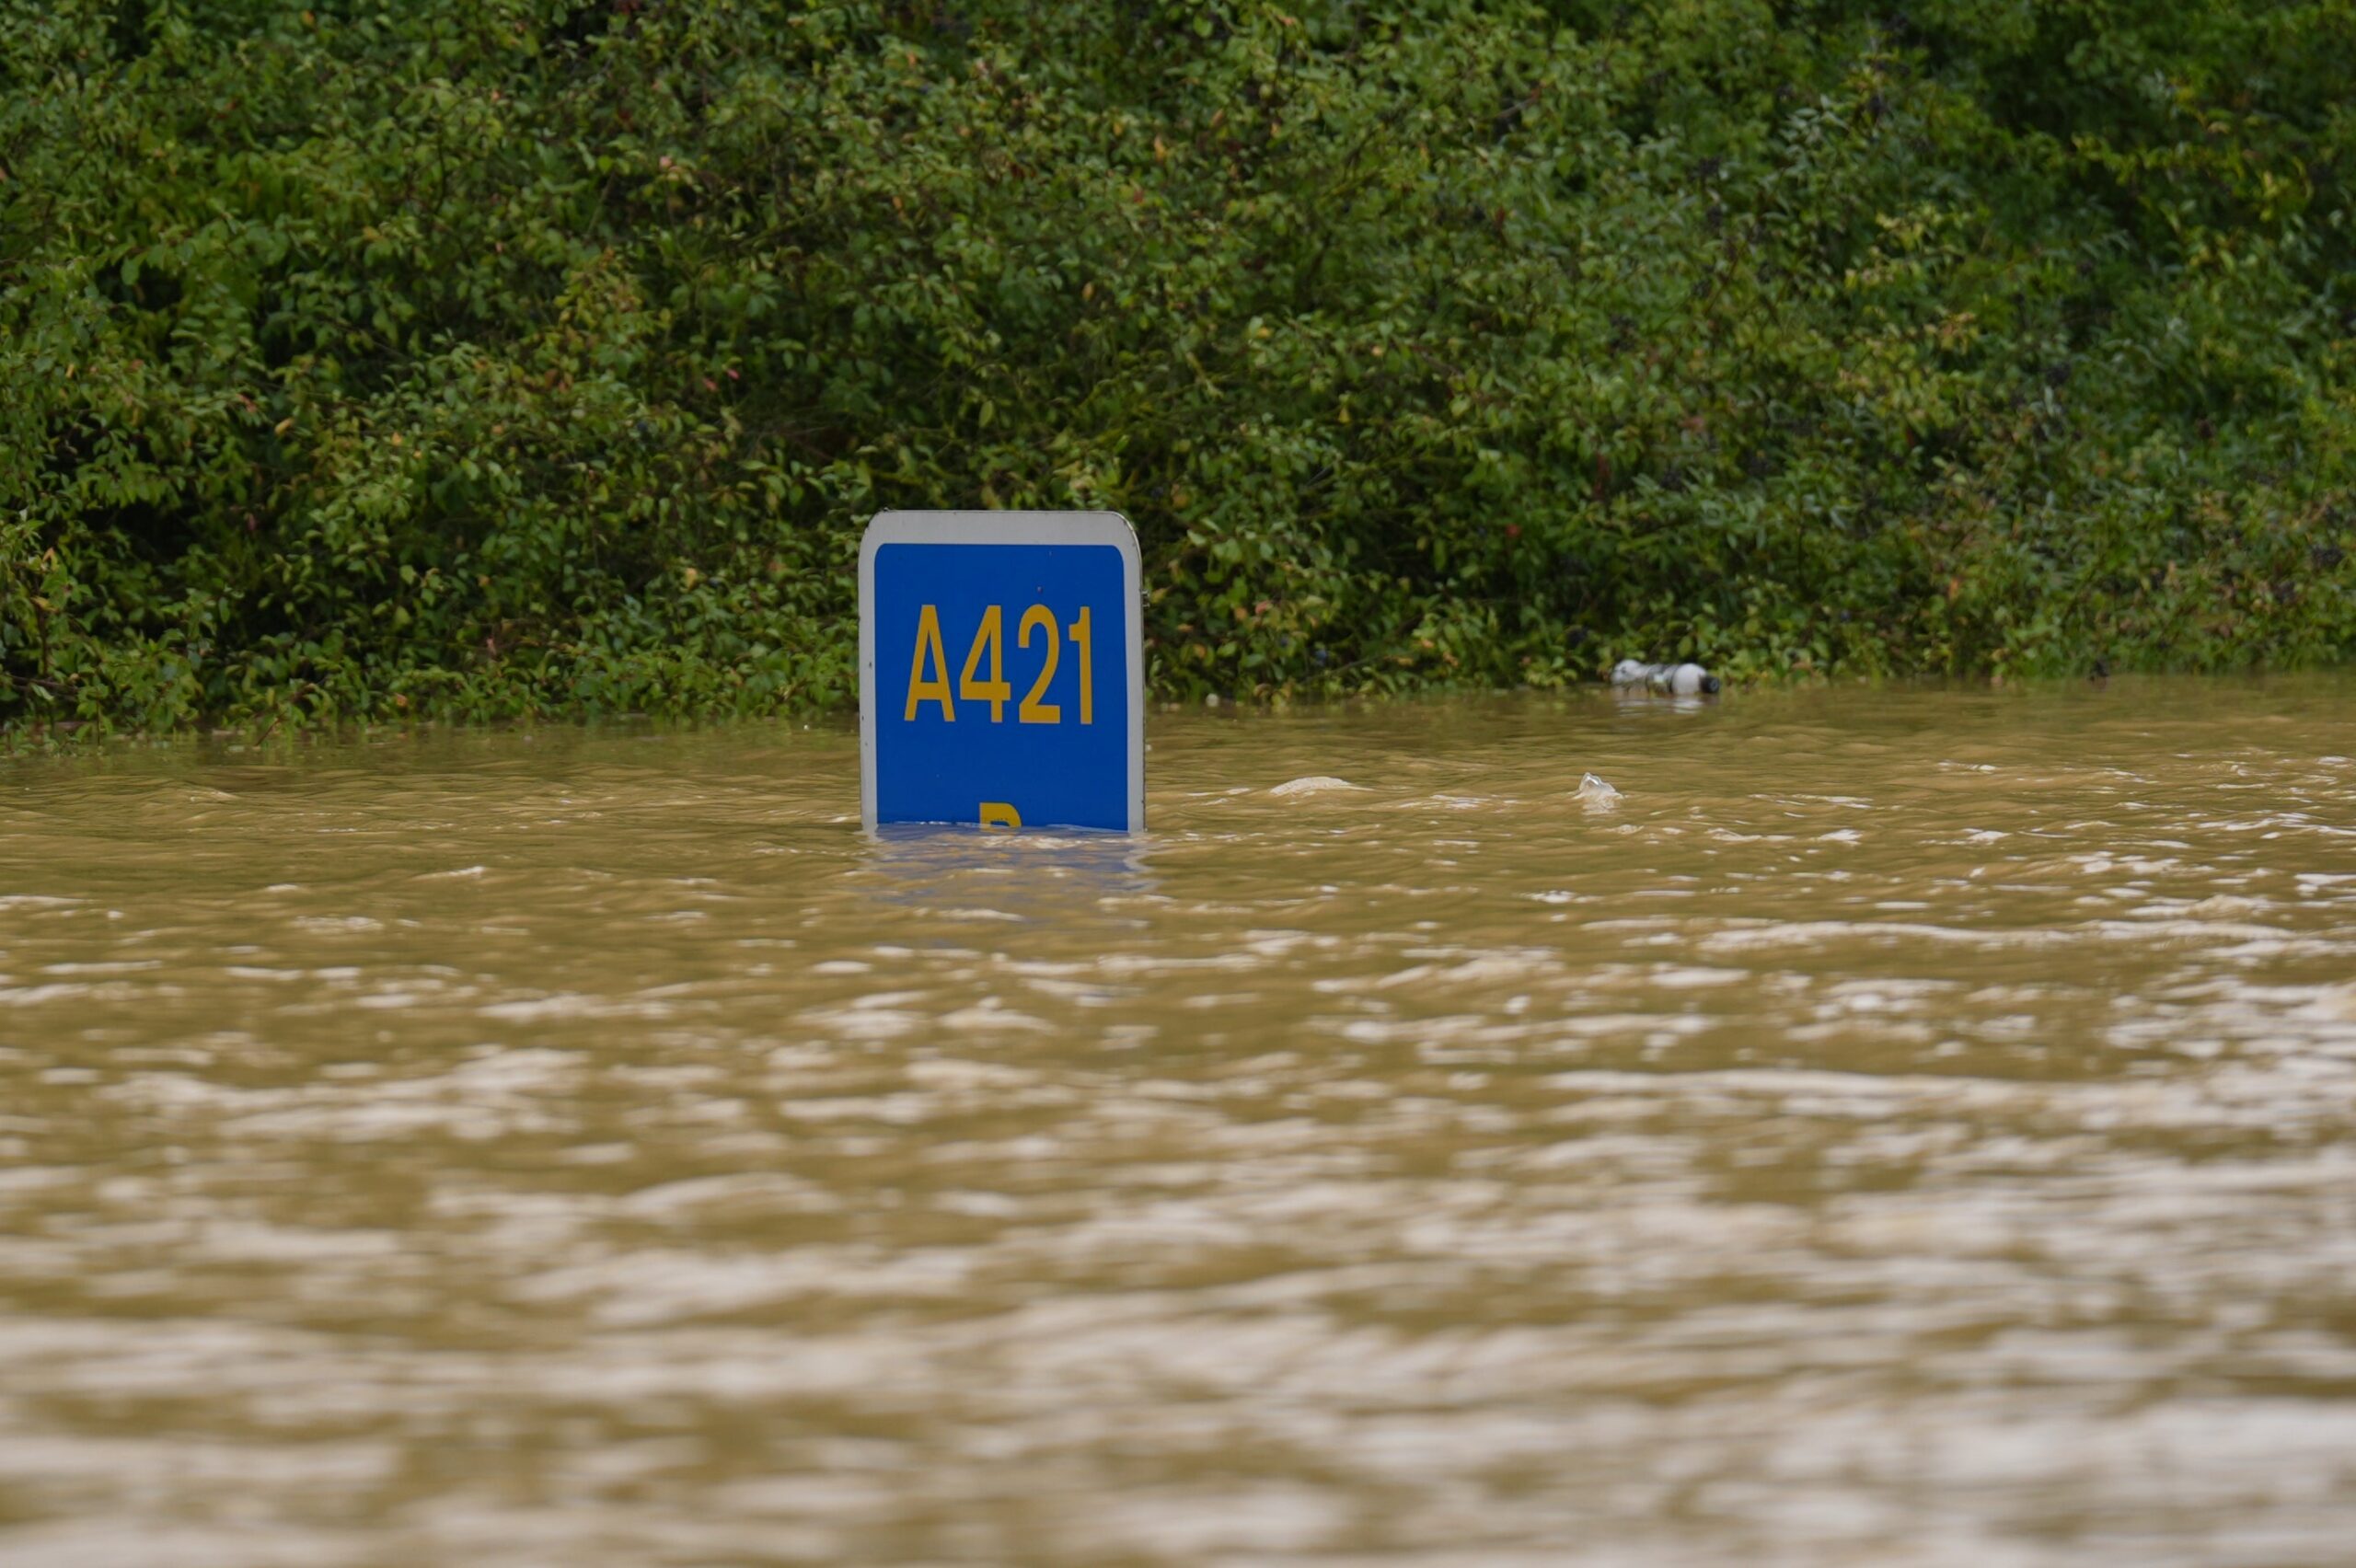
top-left (2, 675), bottom-right (2354, 1566)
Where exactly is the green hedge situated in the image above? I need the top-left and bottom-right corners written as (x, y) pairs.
top-left (4, 0), bottom-right (2351, 732)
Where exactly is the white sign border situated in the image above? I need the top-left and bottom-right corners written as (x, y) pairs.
top-left (859, 510), bottom-right (1145, 835)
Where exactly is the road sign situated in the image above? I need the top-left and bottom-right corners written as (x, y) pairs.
top-left (860, 511), bottom-right (1144, 833)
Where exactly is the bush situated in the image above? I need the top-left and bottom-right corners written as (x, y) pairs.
top-left (4, 0), bottom-right (2351, 732)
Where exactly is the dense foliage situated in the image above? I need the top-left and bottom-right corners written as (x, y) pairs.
top-left (4, 0), bottom-right (2351, 732)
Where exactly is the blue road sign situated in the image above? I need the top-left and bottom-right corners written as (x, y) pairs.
top-left (860, 512), bottom-right (1144, 832)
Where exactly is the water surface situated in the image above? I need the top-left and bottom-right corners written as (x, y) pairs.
top-left (3, 676), bottom-right (2353, 1565)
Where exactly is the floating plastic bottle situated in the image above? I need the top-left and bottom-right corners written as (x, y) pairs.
top-left (1610, 658), bottom-right (1721, 696)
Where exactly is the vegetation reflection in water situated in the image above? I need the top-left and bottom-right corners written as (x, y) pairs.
top-left (1, 675), bottom-right (2353, 1564)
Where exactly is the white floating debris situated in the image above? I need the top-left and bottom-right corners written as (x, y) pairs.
top-left (1269, 776), bottom-right (1367, 798)
top-left (1575, 772), bottom-right (1622, 805)
top-left (1611, 658), bottom-right (1722, 696)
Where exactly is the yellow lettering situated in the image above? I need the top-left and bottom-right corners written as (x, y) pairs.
top-left (1068, 605), bottom-right (1094, 724)
top-left (1018, 605), bottom-right (1061, 723)
top-left (959, 605), bottom-right (1011, 721)
top-left (979, 801), bottom-right (1022, 831)
top-left (904, 605), bottom-right (954, 721)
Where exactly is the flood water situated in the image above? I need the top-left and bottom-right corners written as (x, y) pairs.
top-left (2, 675), bottom-right (2353, 1565)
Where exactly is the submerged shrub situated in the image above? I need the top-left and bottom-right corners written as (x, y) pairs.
top-left (2, 0), bottom-right (2350, 732)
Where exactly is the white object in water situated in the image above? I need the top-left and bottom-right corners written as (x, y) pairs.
top-left (1575, 772), bottom-right (1621, 803)
top-left (1610, 659), bottom-right (1721, 696)
top-left (1269, 776), bottom-right (1365, 798)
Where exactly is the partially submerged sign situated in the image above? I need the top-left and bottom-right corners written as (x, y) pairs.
top-left (860, 511), bottom-right (1144, 833)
